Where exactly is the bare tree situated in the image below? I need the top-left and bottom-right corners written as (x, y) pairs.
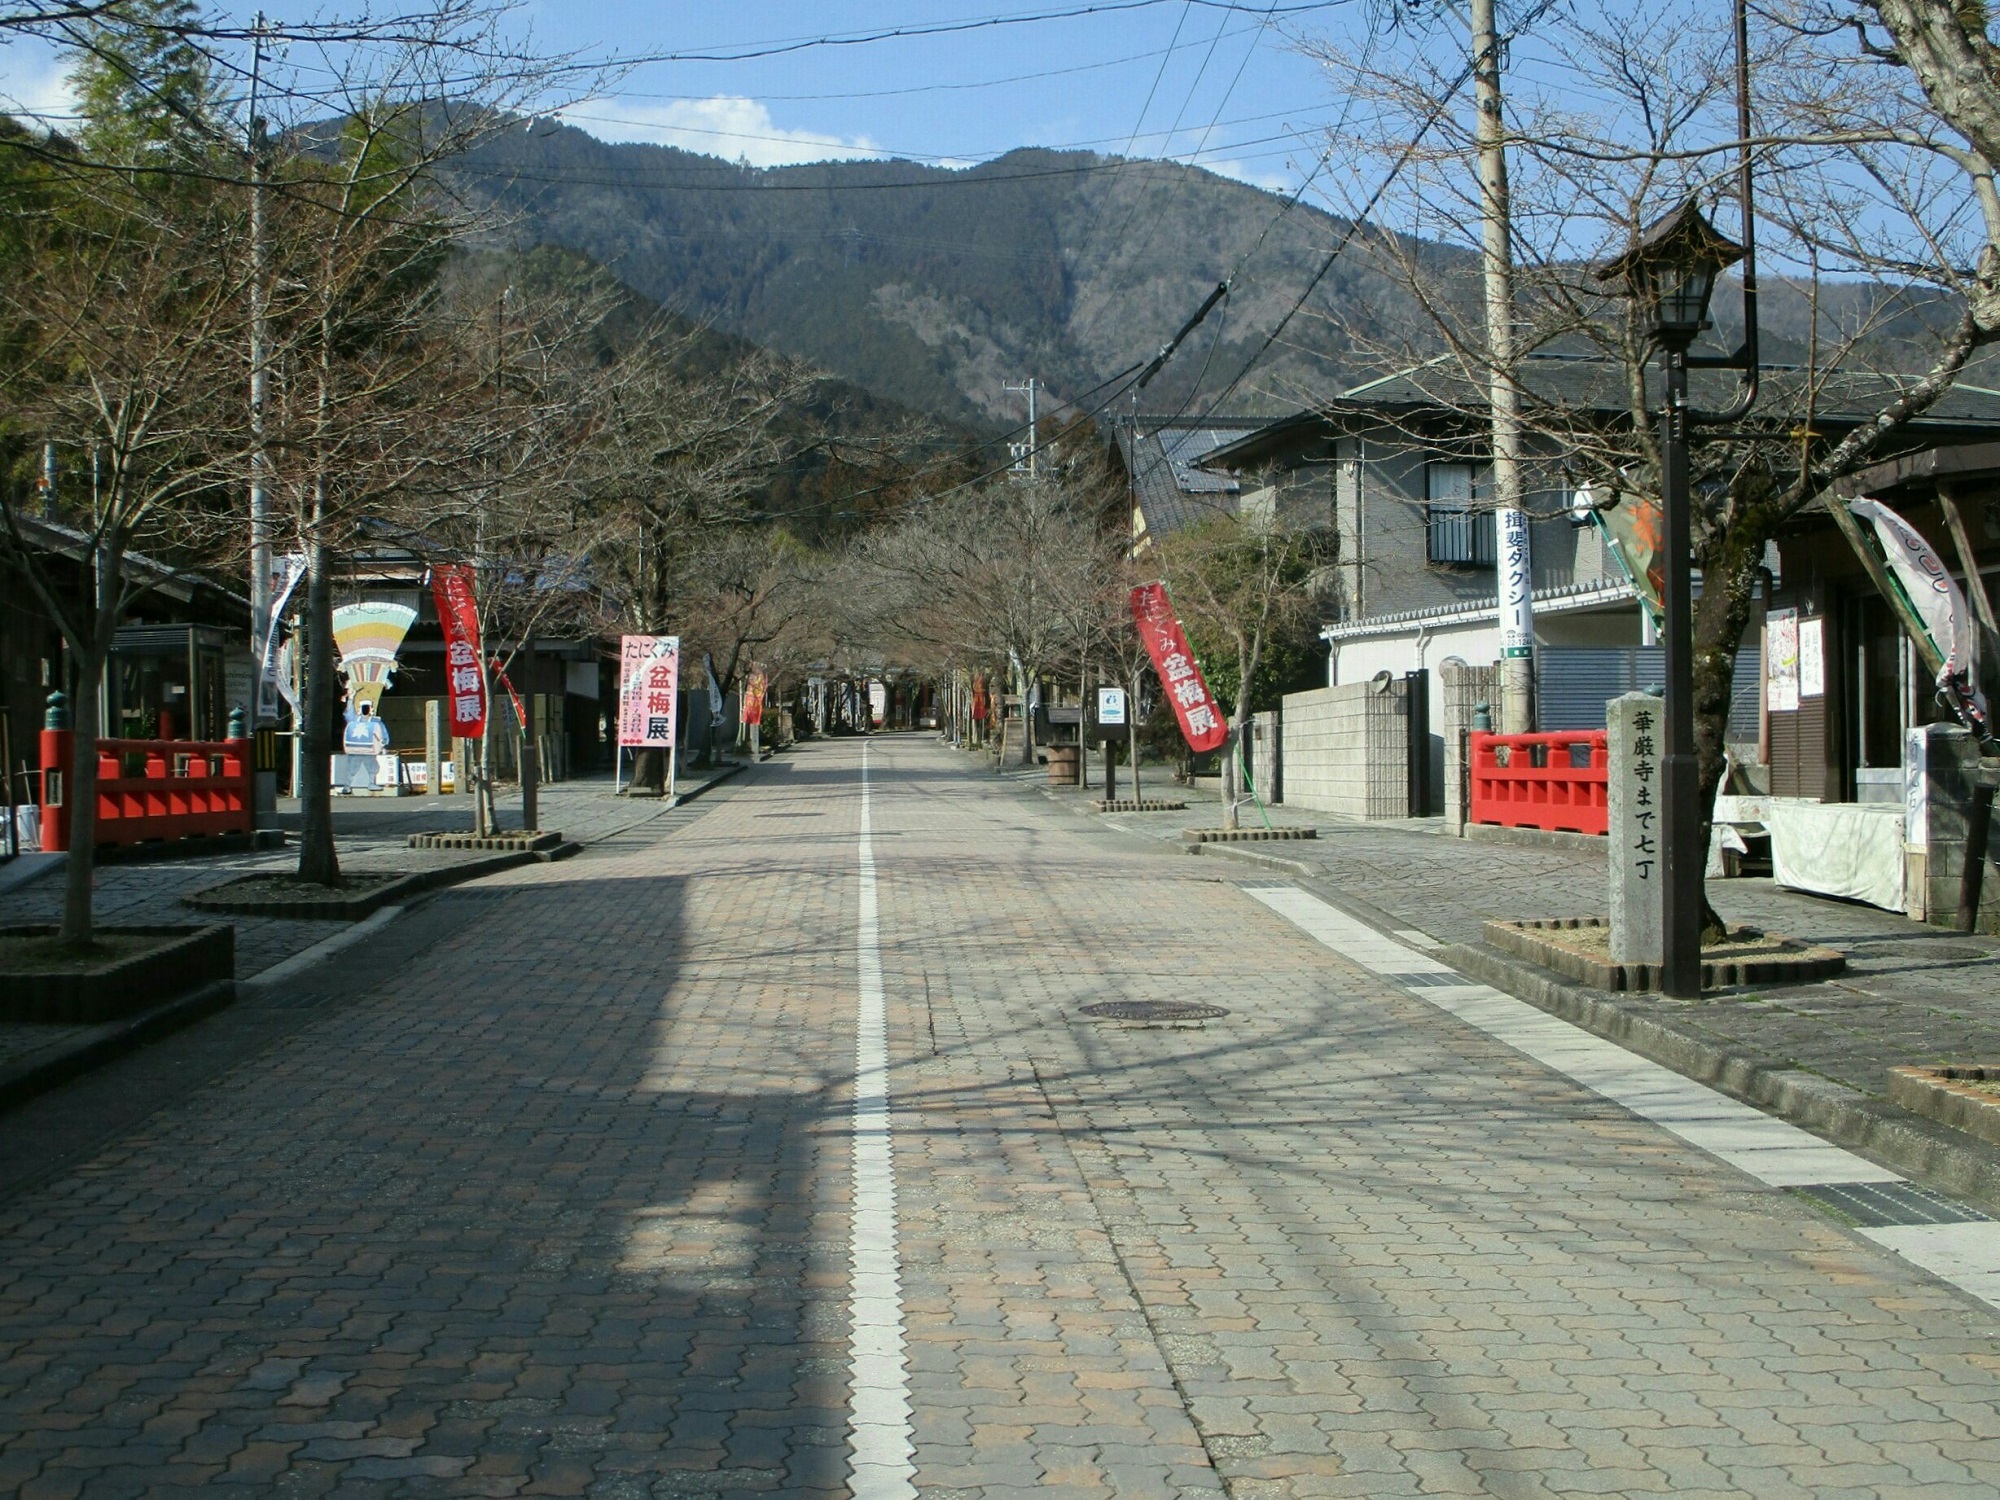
top-left (1298, 0), bottom-right (2000, 918)
top-left (0, 141), bottom-right (252, 944)
top-left (1150, 504), bottom-right (1320, 829)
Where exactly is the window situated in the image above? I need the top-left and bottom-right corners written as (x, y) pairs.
top-left (1425, 463), bottom-right (1494, 566)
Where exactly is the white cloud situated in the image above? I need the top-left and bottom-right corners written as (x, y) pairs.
top-left (1202, 156), bottom-right (1296, 195)
top-left (560, 96), bottom-right (884, 169)
top-left (0, 50), bottom-right (80, 129)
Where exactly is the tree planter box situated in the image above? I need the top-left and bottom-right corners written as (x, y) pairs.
top-left (405, 830), bottom-right (561, 853)
top-left (1886, 1065), bottom-right (2000, 1149)
top-left (0, 924), bottom-right (233, 1024)
top-left (1484, 916), bottom-right (1846, 992)
top-left (1181, 827), bottom-right (1318, 843)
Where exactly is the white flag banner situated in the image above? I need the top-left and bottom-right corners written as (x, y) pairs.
top-left (257, 552), bottom-right (307, 720)
top-left (1850, 497), bottom-right (1988, 723)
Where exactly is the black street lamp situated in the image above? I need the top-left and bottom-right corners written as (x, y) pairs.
top-left (1600, 200), bottom-right (1745, 1000)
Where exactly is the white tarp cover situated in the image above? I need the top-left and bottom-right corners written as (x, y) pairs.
top-left (1766, 799), bottom-right (1907, 912)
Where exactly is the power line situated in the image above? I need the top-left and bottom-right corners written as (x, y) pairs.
top-left (585, 1), bottom-right (1350, 68)
top-left (554, 101), bottom-right (1325, 169)
top-left (452, 132), bottom-right (1315, 193)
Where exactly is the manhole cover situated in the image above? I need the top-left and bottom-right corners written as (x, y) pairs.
top-left (1080, 1001), bottom-right (1230, 1022)
top-left (1862, 944), bottom-right (1991, 962)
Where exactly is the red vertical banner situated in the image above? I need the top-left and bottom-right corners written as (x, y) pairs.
top-left (432, 565), bottom-right (486, 738)
top-left (1130, 581), bottom-right (1227, 753)
top-left (741, 669), bottom-right (768, 727)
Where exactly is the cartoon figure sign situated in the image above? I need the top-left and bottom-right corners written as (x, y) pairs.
top-left (618, 635), bottom-right (680, 749)
top-left (1130, 582), bottom-right (1227, 753)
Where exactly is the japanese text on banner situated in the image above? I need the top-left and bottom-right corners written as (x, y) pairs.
top-left (1129, 582), bottom-right (1227, 753)
top-left (430, 565), bottom-right (486, 738)
top-left (618, 635), bottom-right (680, 749)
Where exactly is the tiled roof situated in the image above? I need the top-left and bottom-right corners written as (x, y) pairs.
top-left (1116, 416), bottom-right (1264, 541)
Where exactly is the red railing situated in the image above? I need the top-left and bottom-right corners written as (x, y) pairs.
top-left (39, 729), bottom-right (253, 852)
top-left (1469, 730), bottom-right (1609, 836)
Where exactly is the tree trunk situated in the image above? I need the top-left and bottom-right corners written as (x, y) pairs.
top-left (57, 651), bottom-right (105, 947)
top-left (296, 511), bottom-right (341, 887)
top-left (1018, 663), bottom-right (1037, 767)
top-left (519, 636), bottom-right (539, 831)
top-left (1690, 483), bottom-right (1779, 939)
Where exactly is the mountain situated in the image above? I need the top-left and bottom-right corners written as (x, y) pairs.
top-left (451, 124), bottom-right (1985, 435)
top-left (450, 128), bottom-right (1400, 430)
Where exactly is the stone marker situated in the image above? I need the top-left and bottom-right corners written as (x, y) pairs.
top-left (1607, 691), bottom-right (1664, 966)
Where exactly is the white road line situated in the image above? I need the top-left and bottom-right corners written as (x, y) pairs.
top-left (1246, 885), bottom-right (2000, 1311)
top-left (1242, 886), bottom-right (1906, 1192)
top-left (849, 743), bottom-right (915, 1500)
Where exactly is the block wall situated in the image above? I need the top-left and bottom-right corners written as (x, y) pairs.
top-left (1280, 679), bottom-right (1410, 820)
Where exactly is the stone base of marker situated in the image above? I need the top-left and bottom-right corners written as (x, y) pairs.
top-left (1607, 692), bottom-right (1665, 966)
top-left (1485, 917), bottom-right (1844, 992)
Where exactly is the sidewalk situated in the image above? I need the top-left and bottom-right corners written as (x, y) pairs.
top-left (974, 739), bottom-right (2000, 1202)
top-left (0, 760), bottom-right (743, 1088)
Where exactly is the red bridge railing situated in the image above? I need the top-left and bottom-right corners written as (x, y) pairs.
top-left (1469, 730), bottom-right (1608, 836)
top-left (39, 729), bottom-right (252, 852)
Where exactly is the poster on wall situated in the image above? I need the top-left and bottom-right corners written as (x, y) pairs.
top-left (618, 634), bottom-right (681, 749)
top-left (1766, 607), bottom-right (1800, 712)
top-left (1798, 616), bottom-right (1825, 699)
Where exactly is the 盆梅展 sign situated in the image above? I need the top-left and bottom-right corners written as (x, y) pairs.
top-left (1130, 582), bottom-right (1227, 753)
top-left (431, 565), bottom-right (486, 738)
top-left (618, 635), bottom-right (681, 749)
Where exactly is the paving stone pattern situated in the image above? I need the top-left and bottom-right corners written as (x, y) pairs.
top-left (0, 740), bottom-right (1996, 1496)
top-left (1030, 768), bottom-right (2000, 1101)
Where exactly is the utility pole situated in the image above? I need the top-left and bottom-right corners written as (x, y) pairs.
top-left (247, 16), bottom-right (273, 732)
top-left (1004, 377), bottom-right (1039, 478)
top-left (1471, 0), bottom-right (1534, 734)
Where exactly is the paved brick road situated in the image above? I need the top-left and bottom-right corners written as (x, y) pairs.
top-left (0, 737), bottom-right (1997, 1497)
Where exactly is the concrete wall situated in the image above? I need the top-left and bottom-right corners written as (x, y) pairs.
top-left (1281, 678), bottom-right (1410, 820)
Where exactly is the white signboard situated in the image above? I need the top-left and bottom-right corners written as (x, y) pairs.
top-left (1766, 607), bottom-right (1800, 712)
top-left (617, 634), bottom-right (680, 749)
top-left (1799, 616), bottom-right (1825, 699)
top-left (1906, 726), bottom-right (1930, 850)
top-left (1498, 507), bottom-right (1534, 658)
top-left (1096, 687), bottom-right (1128, 726)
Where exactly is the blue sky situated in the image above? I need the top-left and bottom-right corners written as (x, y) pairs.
top-left (0, 1), bottom-right (1361, 190)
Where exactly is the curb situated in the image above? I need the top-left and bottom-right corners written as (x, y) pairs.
top-left (1190, 842), bottom-right (1321, 880)
top-left (0, 978), bottom-right (234, 1116)
top-left (1441, 939), bottom-right (2000, 1216)
top-left (184, 847), bottom-right (540, 920)
top-left (1462, 822), bottom-right (1606, 855)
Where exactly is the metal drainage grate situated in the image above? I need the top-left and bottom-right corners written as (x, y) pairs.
top-left (1789, 1181), bottom-right (1991, 1228)
top-left (1081, 1001), bottom-right (1231, 1023)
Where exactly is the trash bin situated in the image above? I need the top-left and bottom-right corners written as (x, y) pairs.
top-left (1047, 744), bottom-right (1080, 786)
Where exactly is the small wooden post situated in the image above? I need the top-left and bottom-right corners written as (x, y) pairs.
top-left (425, 699), bottom-right (443, 797)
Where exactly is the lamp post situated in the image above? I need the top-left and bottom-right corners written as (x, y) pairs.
top-left (1600, 201), bottom-right (1745, 1000)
